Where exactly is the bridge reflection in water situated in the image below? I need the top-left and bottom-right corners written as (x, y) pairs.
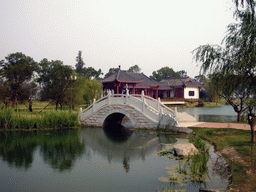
top-left (80, 126), bottom-right (177, 173)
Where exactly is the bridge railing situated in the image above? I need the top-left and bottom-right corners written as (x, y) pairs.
top-left (126, 93), bottom-right (160, 121)
top-left (80, 90), bottom-right (176, 122)
top-left (130, 93), bottom-right (175, 117)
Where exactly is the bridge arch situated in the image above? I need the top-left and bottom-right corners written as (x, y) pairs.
top-left (100, 106), bottom-right (138, 128)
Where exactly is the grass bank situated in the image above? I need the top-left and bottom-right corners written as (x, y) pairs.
top-left (190, 127), bottom-right (256, 192)
top-left (4, 100), bottom-right (85, 113)
top-left (0, 108), bottom-right (79, 130)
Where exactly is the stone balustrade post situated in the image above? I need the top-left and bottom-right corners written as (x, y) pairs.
top-left (157, 97), bottom-right (161, 112)
top-left (141, 91), bottom-right (145, 112)
top-left (174, 107), bottom-right (177, 117)
top-left (108, 90), bottom-right (111, 105)
top-left (142, 97), bottom-right (145, 113)
top-left (92, 98), bottom-right (96, 112)
top-left (159, 108), bottom-right (164, 121)
top-left (141, 91), bottom-right (144, 101)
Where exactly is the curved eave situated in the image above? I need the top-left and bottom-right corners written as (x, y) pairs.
top-left (101, 80), bottom-right (117, 84)
top-left (115, 78), bottom-right (145, 84)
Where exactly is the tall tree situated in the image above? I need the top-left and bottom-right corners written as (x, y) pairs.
top-left (75, 51), bottom-right (85, 75)
top-left (37, 59), bottom-right (74, 110)
top-left (150, 66), bottom-right (181, 81)
top-left (0, 52), bottom-right (37, 107)
top-left (75, 51), bottom-right (102, 79)
top-left (193, 1), bottom-right (256, 142)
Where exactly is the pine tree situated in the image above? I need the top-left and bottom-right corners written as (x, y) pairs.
top-left (75, 51), bottom-right (85, 74)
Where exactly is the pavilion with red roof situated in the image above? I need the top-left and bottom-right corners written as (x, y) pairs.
top-left (101, 66), bottom-right (203, 101)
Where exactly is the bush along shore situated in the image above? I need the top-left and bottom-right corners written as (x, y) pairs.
top-left (0, 108), bottom-right (79, 130)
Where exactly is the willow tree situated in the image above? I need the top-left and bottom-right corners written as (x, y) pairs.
top-left (193, 1), bottom-right (256, 142)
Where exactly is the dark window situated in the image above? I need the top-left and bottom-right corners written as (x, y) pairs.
top-left (189, 91), bottom-right (194, 96)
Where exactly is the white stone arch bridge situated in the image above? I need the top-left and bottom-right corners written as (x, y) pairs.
top-left (79, 91), bottom-right (195, 131)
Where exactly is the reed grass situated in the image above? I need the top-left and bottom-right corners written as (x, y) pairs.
top-left (187, 152), bottom-right (209, 181)
top-left (189, 135), bottom-right (209, 153)
top-left (0, 108), bottom-right (79, 130)
top-left (186, 135), bottom-right (210, 181)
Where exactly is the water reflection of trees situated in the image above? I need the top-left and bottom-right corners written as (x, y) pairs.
top-left (0, 132), bottom-right (38, 170)
top-left (0, 129), bottom-right (85, 172)
top-left (40, 130), bottom-right (85, 172)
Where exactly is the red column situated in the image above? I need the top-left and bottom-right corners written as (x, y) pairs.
top-left (132, 84), bottom-right (135, 94)
top-left (115, 82), bottom-right (119, 94)
top-left (155, 88), bottom-right (158, 99)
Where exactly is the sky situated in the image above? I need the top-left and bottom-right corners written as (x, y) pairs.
top-left (0, 0), bottom-right (236, 78)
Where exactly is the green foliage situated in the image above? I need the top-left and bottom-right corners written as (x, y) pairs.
top-left (104, 67), bottom-right (119, 78)
top-left (37, 59), bottom-right (74, 110)
top-left (191, 127), bottom-right (256, 189)
top-left (83, 67), bottom-right (103, 79)
top-left (186, 136), bottom-right (210, 181)
top-left (189, 135), bottom-right (209, 153)
top-left (75, 51), bottom-right (102, 78)
top-left (192, 1), bottom-right (256, 129)
top-left (158, 135), bottom-right (210, 183)
top-left (0, 52), bottom-right (37, 107)
top-left (177, 70), bottom-right (187, 78)
top-left (187, 152), bottom-right (209, 180)
top-left (150, 66), bottom-right (182, 81)
top-left (82, 78), bottom-right (103, 103)
top-left (127, 65), bottom-right (141, 73)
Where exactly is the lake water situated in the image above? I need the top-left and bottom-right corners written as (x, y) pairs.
top-left (178, 105), bottom-right (237, 122)
top-left (0, 128), bottom-right (230, 192)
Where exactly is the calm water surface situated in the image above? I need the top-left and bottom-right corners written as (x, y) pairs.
top-left (0, 128), bottom-right (229, 192)
top-left (178, 105), bottom-right (237, 122)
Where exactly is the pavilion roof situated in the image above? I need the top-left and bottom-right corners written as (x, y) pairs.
top-left (101, 68), bottom-right (164, 88)
top-left (161, 77), bottom-right (203, 88)
top-left (128, 72), bottom-right (163, 88)
top-left (101, 69), bottom-right (144, 83)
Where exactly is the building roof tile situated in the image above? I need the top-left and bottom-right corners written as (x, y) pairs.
top-left (161, 77), bottom-right (203, 87)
